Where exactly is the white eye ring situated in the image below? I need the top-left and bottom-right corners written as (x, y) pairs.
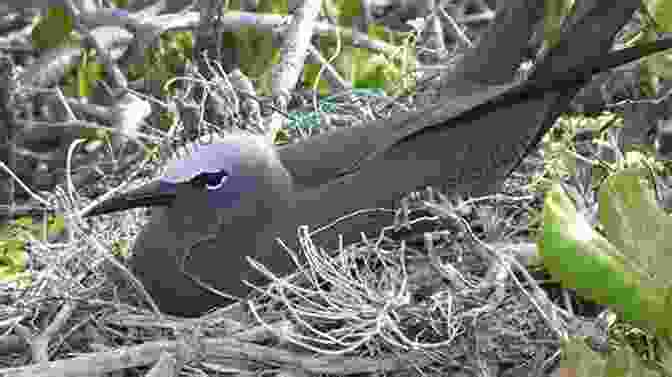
top-left (206, 175), bottom-right (228, 191)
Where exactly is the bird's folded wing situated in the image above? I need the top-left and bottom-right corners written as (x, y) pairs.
top-left (276, 82), bottom-right (518, 189)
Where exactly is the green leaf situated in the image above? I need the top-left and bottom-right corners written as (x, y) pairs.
top-left (645, 0), bottom-right (672, 32)
top-left (112, 240), bottom-right (130, 258)
top-left (0, 221), bottom-right (29, 282)
top-left (227, 0), bottom-right (286, 95)
top-left (367, 23), bottom-right (389, 41)
top-left (111, 0), bottom-right (129, 8)
top-left (0, 238), bottom-right (27, 281)
top-left (126, 31), bottom-right (192, 96)
top-left (604, 345), bottom-right (661, 377)
top-left (634, 28), bottom-right (672, 83)
top-left (303, 62), bottom-right (331, 95)
top-left (31, 7), bottom-right (74, 50)
top-left (597, 164), bottom-right (672, 285)
top-left (543, 0), bottom-right (574, 50)
top-left (46, 215), bottom-right (65, 235)
top-left (559, 337), bottom-right (606, 377)
top-left (333, 0), bottom-right (361, 21)
top-left (76, 50), bottom-right (105, 98)
top-left (350, 23), bottom-right (414, 94)
top-left (172, 31), bottom-right (193, 58)
top-left (352, 49), bottom-right (396, 90)
top-left (272, 128), bottom-right (290, 145)
top-left (0, 215), bottom-right (66, 282)
top-left (539, 183), bottom-right (669, 336)
top-left (77, 52), bottom-right (88, 97)
top-left (659, 338), bottom-right (672, 375)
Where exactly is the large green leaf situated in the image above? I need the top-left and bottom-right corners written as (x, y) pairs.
top-left (539, 183), bottom-right (670, 337)
top-left (598, 164), bottom-right (672, 285)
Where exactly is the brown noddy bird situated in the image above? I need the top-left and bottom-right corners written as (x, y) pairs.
top-left (84, 28), bottom-right (672, 316)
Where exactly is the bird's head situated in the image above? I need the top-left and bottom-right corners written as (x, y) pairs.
top-left (85, 133), bottom-right (296, 316)
top-left (85, 134), bottom-right (292, 217)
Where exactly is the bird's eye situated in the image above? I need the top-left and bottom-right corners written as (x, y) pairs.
top-left (190, 171), bottom-right (229, 191)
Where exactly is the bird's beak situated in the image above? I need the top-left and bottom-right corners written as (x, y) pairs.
top-left (83, 180), bottom-right (177, 217)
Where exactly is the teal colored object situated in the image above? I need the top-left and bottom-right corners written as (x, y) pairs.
top-left (287, 89), bottom-right (386, 130)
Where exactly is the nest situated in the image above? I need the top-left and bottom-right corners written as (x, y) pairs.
top-left (0, 163), bottom-right (611, 376)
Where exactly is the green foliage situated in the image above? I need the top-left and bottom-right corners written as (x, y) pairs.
top-left (559, 337), bottom-right (663, 377)
top-left (610, 323), bottom-right (665, 369)
top-left (560, 338), bottom-right (608, 377)
top-left (128, 31), bottom-right (193, 97)
top-left (224, 0), bottom-right (287, 95)
top-left (645, 0), bottom-right (672, 33)
top-left (356, 25), bottom-right (415, 94)
top-left (539, 181), bottom-right (672, 375)
top-left (304, 20), bottom-right (416, 95)
top-left (540, 182), bottom-right (662, 332)
top-left (351, 49), bottom-right (400, 90)
top-left (539, 154), bottom-right (672, 339)
top-left (220, 0), bottom-right (416, 95)
top-left (77, 52), bottom-right (105, 97)
top-left (59, 48), bottom-right (106, 100)
top-left (31, 7), bottom-right (75, 51)
top-left (603, 1), bottom-right (672, 96)
top-left (539, 113), bottom-right (620, 187)
top-left (111, 240), bottom-right (130, 258)
top-left (158, 110), bottom-right (176, 132)
top-left (111, 0), bottom-right (129, 8)
top-left (638, 30), bottom-right (672, 89)
top-left (538, 0), bottom-right (672, 98)
top-left (542, 0), bottom-right (574, 50)
top-left (534, 5), bottom-right (672, 352)
top-left (302, 62), bottom-right (332, 94)
top-left (331, 0), bottom-right (361, 20)
top-left (0, 236), bottom-right (27, 282)
top-left (598, 160), bottom-right (672, 285)
top-left (0, 216), bottom-right (65, 282)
